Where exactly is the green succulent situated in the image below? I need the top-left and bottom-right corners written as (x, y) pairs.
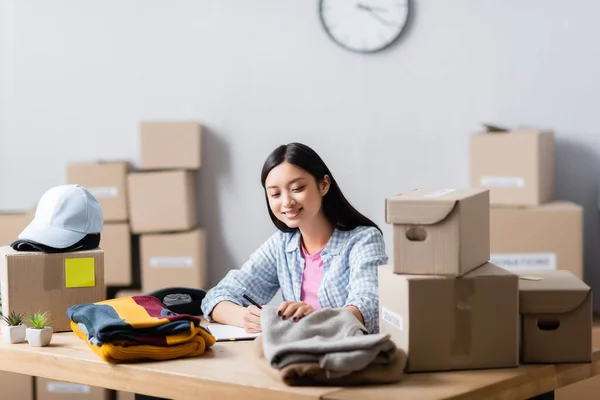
top-left (3, 310), bottom-right (26, 326)
top-left (26, 311), bottom-right (52, 330)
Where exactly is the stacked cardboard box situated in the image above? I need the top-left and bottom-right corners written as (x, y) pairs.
top-left (381, 188), bottom-right (519, 372)
top-left (128, 122), bottom-right (207, 293)
top-left (380, 187), bottom-right (592, 372)
top-left (67, 161), bottom-right (135, 292)
top-left (0, 210), bottom-right (34, 247)
top-left (470, 124), bottom-right (584, 279)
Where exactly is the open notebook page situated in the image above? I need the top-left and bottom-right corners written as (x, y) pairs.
top-left (207, 323), bottom-right (261, 342)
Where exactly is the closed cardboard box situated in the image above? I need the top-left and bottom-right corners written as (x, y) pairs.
top-left (379, 263), bottom-right (518, 372)
top-left (386, 188), bottom-right (489, 276)
top-left (0, 371), bottom-right (33, 400)
top-left (37, 378), bottom-right (112, 400)
top-left (67, 161), bottom-right (131, 222)
top-left (0, 211), bottom-right (33, 246)
top-left (140, 121), bottom-right (202, 170)
top-left (0, 247), bottom-right (105, 332)
top-left (470, 126), bottom-right (554, 206)
top-left (127, 170), bottom-right (198, 234)
top-left (117, 392), bottom-right (135, 400)
top-left (141, 229), bottom-right (207, 293)
top-left (517, 270), bottom-right (592, 363)
top-left (100, 223), bottom-right (132, 286)
top-left (490, 201), bottom-right (583, 279)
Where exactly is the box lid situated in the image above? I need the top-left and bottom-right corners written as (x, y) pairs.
top-left (476, 123), bottom-right (551, 137)
top-left (385, 188), bottom-right (487, 224)
top-left (517, 270), bottom-right (591, 314)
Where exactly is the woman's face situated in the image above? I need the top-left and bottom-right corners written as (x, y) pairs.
top-left (264, 162), bottom-right (329, 229)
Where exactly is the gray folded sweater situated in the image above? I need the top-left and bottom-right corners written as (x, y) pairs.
top-left (260, 306), bottom-right (397, 378)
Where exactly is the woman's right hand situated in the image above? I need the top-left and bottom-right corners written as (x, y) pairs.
top-left (242, 305), bottom-right (262, 333)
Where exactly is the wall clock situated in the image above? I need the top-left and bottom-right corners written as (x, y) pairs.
top-left (319, 0), bottom-right (410, 53)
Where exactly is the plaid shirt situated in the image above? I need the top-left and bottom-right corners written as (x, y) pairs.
top-left (201, 226), bottom-right (388, 333)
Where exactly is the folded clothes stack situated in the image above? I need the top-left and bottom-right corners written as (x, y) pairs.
top-left (256, 306), bottom-right (406, 386)
top-left (67, 295), bottom-right (215, 363)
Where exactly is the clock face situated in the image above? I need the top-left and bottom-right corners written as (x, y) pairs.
top-left (319, 0), bottom-right (410, 53)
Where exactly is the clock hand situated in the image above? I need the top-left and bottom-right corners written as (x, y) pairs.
top-left (356, 3), bottom-right (393, 26)
top-left (356, 3), bottom-right (389, 13)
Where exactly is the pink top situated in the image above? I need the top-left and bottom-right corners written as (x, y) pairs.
top-left (300, 242), bottom-right (325, 310)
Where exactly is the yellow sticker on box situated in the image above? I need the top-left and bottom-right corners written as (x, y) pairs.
top-left (65, 258), bottom-right (95, 288)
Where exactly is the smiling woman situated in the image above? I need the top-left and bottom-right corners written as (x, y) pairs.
top-left (201, 142), bottom-right (389, 334)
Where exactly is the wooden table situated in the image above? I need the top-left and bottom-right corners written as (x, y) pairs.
top-left (0, 333), bottom-right (598, 400)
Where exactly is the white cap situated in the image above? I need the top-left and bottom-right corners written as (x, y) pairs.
top-left (18, 184), bottom-right (103, 248)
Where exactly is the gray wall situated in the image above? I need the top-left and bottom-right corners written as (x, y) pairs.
top-left (1, 1), bottom-right (599, 307)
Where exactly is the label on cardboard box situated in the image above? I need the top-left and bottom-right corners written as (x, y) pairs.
top-left (491, 253), bottom-right (557, 271)
top-left (88, 186), bottom-right (118, 198)
top-left (47, 382), bottom-right (91, 393)
top-left (149, 256), bottom-right (194, 268)
top-left (480, 176), bottom-right (525, 188)
top-left (382, 307), bottom-right (403, 331)
top-left (423, 189), bottom-right (456, 198)
top-left (65, 258), bottom-right (96, 288)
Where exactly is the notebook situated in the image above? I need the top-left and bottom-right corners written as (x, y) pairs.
top-left (207, 323), bottom-right (261, 342)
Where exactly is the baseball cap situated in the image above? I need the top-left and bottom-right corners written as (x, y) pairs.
top-left (18, 184), bottom-right (103, 249)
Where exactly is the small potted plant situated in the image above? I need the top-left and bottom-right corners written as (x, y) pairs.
top-left (25, 311), bottom-right (53, 347)
top-left (2, 310), bottom-right (27, 343)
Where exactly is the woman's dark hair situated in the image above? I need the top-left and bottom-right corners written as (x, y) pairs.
top-left (260, 142), bottom-right (381, 233)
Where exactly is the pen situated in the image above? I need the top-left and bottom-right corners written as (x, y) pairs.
top-left (243, 294), bottom-right (262, 309)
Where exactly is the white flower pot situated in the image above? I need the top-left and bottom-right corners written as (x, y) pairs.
top-left (1, 325), bottom-right (26, 343)
top-left (26, 327), bottom-right (53, 347)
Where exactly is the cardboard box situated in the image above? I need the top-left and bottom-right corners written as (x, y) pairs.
top-left (114, 289), bottom-right (143, 299)
top-left (0, 371), bottom-right (34, 400)
top-left (127, 170), bottom-right (198, 234)
top-left (117, 392), bottom-right (136, 400)
top-left (556, 316), bottom-right (600, 399)
top-left (0, 210), bottom-right (33, 246)
top-left (386, 188), bottom-right (490, 276)
top-left (100, 223), bottom-right (132, 286)
top-left (36, 378), bottom-right (112, 400)
top-left (470, 125), bottom-right (554, 206)
top-left (0, 247), bottom-right (105, 332)
top-left (517, 270), bottom-right (592, 363)
top-left (490, 201), bottom-right (583, 278)
top-left (67, 161), bottom-right (131, 222)
top-left (140, 121), bottom-right (202, 170)
top-left (379, 263), bottom-right (518, 372)
top-left (141, 229), bottom-right (207, 293)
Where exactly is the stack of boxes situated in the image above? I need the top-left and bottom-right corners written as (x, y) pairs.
top-left (381, 188), bottom-right (519, 372)
top-left (470, 124), bottom-right (583, 279)
top-left (470, 124), bottom-right (594, 396)
top-left (380, 186), bottom-right (592, 373)
top-left (128, 121), bottom-right (207, 294)
top-left (67, 161), bottom-right (134, 293)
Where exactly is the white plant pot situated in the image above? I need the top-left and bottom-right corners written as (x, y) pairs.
top-left (26, 327), bottom-right (53, 347)
top-left (1, 324), bottom-right (26, 343)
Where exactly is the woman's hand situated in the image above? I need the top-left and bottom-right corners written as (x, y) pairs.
top-left (242, 305), bottom-right (262, 333)
top-left (277, 301), bottom-right (316, 322)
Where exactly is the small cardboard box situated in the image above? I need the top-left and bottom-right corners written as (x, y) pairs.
top-left (379, 263), bottom-right (518, 372)
top-left (140, 121), bottom-right (202, 170)
top-left (36, 378), bottom-right (112, 400)
top-left (127, 170), bottom-right (198, 234)
top-left (117, 392), bottom-right (136, 400)
top-left (0, 247), bottom-right (105, 332)
top-left (490, 201), bottom-right (583, 278)
top-left (100, 223), bottom-right (132, 286)
top-left (470, 125), bottom-right (554, 206)
top-left (0, 371), bottom-right (34, 400)
top-left (141, 229), bottom-right (207, 293)
top-left (67, 161), bottom-right (131, 222)
top-left (386, 188), bottom-right (490, 276)
top-left (517, 270), bottom-right (592, 363)
top-left (0, 210), bottom-right (33, 246)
